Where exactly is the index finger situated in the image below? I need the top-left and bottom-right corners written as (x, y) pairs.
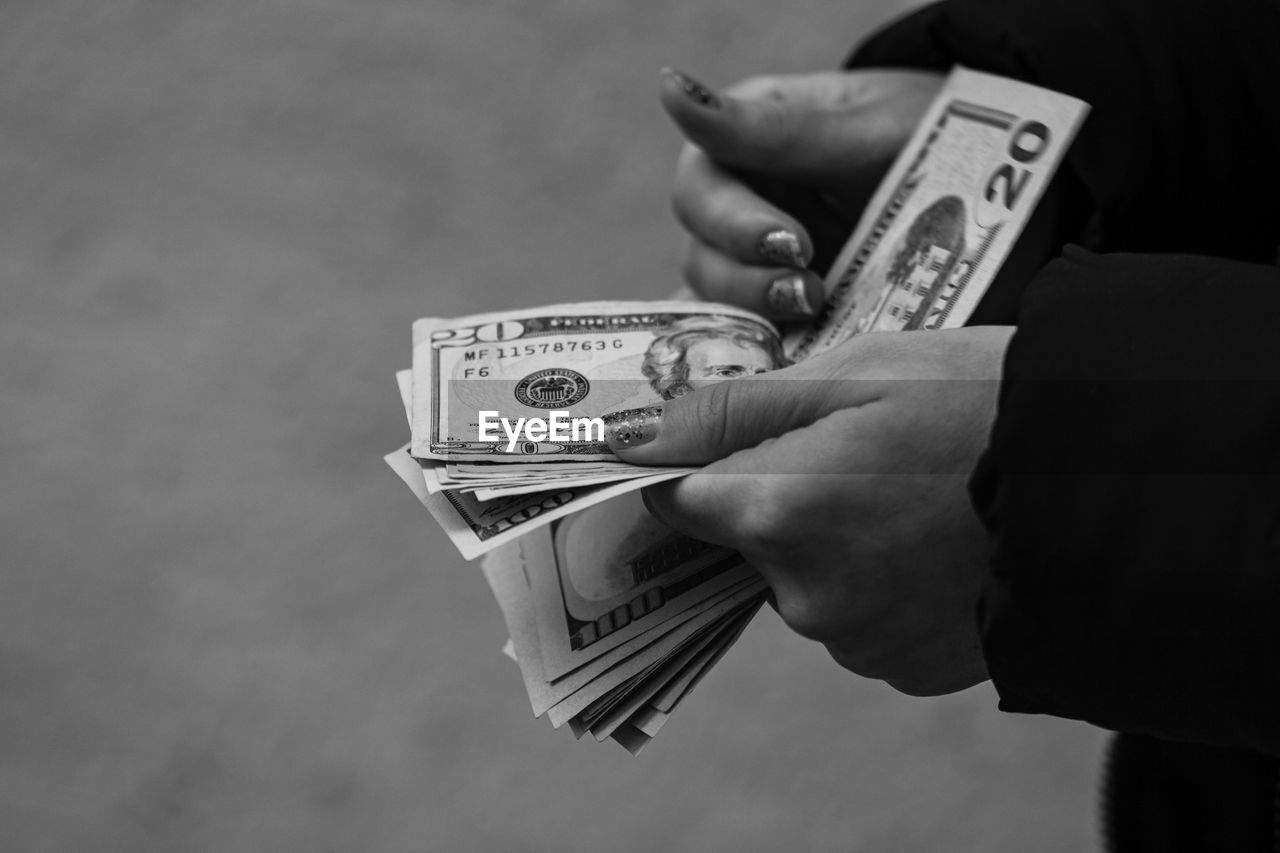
top-left (672, 143), bottom-right (812, 268)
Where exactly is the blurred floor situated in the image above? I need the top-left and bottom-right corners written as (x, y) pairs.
top-left (0, 1), bottom-right (1105, 851)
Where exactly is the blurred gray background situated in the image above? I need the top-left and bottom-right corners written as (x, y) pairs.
top-left (1, 1), bottom-right (1106, 850)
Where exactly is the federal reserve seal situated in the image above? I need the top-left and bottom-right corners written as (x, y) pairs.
top-left (514, 368), bottom-right (590, 409)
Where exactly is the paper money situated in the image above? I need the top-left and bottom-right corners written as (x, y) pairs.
top-left (521, 493), bottom-right (756, 680)
top-left (388, 67), bottom-right (1089, 752)
top-left (385, 444), bottom-right (687, 561)
top-left (412, 301), bottom-right (783, 462)
top-left (578, 612), bottom-right (742, 742)
top-left (391, 374), bottom-right (690, 559)
top-left (480, 540), bottom-right (766, 740)
top-left (788, 67), bottom-right (1087, 359)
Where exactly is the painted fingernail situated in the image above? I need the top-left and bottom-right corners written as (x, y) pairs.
top-left (758, 229), bottom-right (807, 268)
top-left (602, 406), bottom-right (663, 450)
top-left (766, 275), bottom-right (818, 317)
top-left (661, 67), bottom-right (721, 110)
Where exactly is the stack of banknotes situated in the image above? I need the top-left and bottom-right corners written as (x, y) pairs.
top-left (385, 69), bottom-right (1087, 754)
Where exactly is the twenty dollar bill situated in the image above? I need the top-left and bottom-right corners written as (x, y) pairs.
top-left (787, 67), bottom-right (1088, 359)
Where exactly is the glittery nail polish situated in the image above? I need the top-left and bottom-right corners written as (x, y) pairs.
top-left (758, 230), bottom-right (807, 268)
top-left (766, 275), bottom-right (817, 317)
top-left (662, 67), bottom-right (721, 110)
top-left (602, 406), bottom-right (663, 450)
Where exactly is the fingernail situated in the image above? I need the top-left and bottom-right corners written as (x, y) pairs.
top-left (602, 406), bottom-right (663, 450)
top-left (661, 67), bottom-right (721, 110)
top-left (766, 275), bottom-right (818, 317)
top-left (758, 230), bottom-right (807, 268)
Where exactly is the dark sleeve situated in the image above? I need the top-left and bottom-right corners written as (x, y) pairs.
top-left (969, 247), bottom-right (1280, 756)
top-left (843, 0), bottom-right (1280, 264)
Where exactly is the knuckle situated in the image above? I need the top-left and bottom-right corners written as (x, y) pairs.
top-left (739, 500), bottom-right (790, 555)
top-left (673, 141), bottom-right (704, 178)
top-left (726, 74), bottom-right (778, 100)
top-left (679, 243), bottom-right (703, 287)
top-left (772, 588), bottom-right (840, 643)
top-left (824, 641), bottom-right (890, 678)
top-left (688, 380), bottom-right (735, 456)
top-left (752, 108), bottom-right (792, 169)
top-left (670, 147), bottom-right (706, 223)
top-left (884, 678), bottom-right (947, 698)
top-left (735, 478), bottom-right (806, 555)
top-left (670, 187), bottom-right (697, 233)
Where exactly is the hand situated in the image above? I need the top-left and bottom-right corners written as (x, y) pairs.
top-left (603, 327), bottom-right (1016, 695)
top-left (659, 67), bottom-right (944, 320)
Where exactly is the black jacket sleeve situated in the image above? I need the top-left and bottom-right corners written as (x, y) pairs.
top-left (844, 0), bottom-right (1280, 264)
top-left (843, 1), bottom-right (1280, 754)
top-left (971, 248), bottom-right (1280, 757)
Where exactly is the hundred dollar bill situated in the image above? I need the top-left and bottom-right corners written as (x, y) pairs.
top-left (480, 540), bottom-right (764, 720)
top-left (521, 491), bottom-right (757, 681)
top-left (787, 67), bottom-right (1088, 359)
top-left (577, 609), bottom-right (746, 742)
top-left (411, 301), bottom-right (784, 461)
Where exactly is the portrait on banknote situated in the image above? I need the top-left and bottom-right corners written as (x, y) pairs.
top-left (641, 314), bottom-right (787, 399)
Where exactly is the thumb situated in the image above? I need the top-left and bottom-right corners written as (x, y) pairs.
top-left (601, 373), bottom-right (842, 466)
top-left (658, 67), bottom-right (885, 183)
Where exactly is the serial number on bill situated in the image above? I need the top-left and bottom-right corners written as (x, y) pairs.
top-left (461, 339), bottom-right (626, 361)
